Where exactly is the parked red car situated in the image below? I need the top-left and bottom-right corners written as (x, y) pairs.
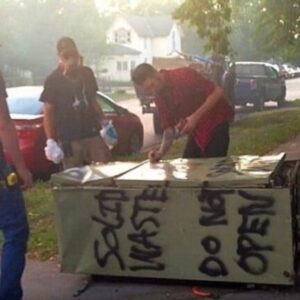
top-left (6, 86), bottom-right (144, 177)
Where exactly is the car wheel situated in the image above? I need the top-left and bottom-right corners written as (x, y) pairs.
top-left (254, 94), bottom-right (265, 111)
top-left (277, 97), bottom-right (286, 108)
top-left (128, 131), bottom-right (143, 154)
top-left (153, 109), bottom-right (163, 135)
top-left (277, 87), bottom-right (286, 108)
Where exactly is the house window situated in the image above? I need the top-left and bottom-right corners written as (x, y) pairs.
top-left (144, 38), bottom-right (147, 49)
top-left (117, 61), bottom-right (122, 71)
top-left (127, 31), bottom-right (131, 43)
top-left (114, 28), bottom-right (131, 44)
top-left (130, 61), bottom-right (136, 70)
top-left (116, 61), bottom-right (128, 71)
top-left (114, 32), bottom-right (118, 43)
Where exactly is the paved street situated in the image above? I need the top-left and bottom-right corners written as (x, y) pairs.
top-left (121, 98), bottom-right (161, 152)
top-left (286, 77), bottom-right (300, 100)
top-left (23, 259), bottom-right (300, 300)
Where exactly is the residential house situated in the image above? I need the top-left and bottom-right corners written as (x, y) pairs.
top-left (98, 15), bottom-right (183, 82)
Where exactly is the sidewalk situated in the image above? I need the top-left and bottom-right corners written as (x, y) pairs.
top-left (22, 135), bottom-right (300, 300)
top-left (268, 134), bottom-right (300, 161)
top-left (22, 259), bottom-right (300, 300)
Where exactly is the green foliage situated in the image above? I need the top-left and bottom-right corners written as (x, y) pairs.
top-left (280, 41), bottom-right (300, 64)
top-left (105, 91), bottom-right (136, 102)
top-left (133, 0), bottom-right (180, 15)
top-left (167, 107), bottom-right (300, 157)
top-left (0, 0), bottom-right (107, 83)
top-left (174, 0), bottom-right (300, 61)
top-left (24, 181), bottom-right (57, 260)
top-left (181, 24), bottom-right (205, 54)
top-left (103, 0), bottom-right (132, 13)
top-left (229, 0), bottom-right (263, 60)
top-left (2, 0), bottom-right (300, 83)
top-left (173, 0), bottom-right (232, 55)
top-left (251, 0), bottom-right (300, 61)
top-left (104, 0), bottom-right (179, 15)
top-left (229, 108), bottom-right (300, 155)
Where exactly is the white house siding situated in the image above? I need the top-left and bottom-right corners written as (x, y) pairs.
top-left (152, 37), bottom-right (171, 57)
top-left (151, 25), bottom-right (181, 57)
top-left (99, 54), bottom-right (145, 82)
top-left (171, 24), bottom-right (182, 54)
top-left (142, 38), bottom-right (153, 64)
top-left (106, 17), bottom-right (152, 65)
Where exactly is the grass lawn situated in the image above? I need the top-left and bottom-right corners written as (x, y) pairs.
top-left (105, 91), bottom-right (136, 102)
top-left (24, 107), bottom-right (300, 260)
top-left (25, 181), bottom-right (55, 260)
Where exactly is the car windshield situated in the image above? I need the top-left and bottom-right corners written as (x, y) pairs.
top-left (97, 95), bottom-right (117, 114)
top-left (236, 64), bottom-right (266, 76)
top-left (7, 93), bottom-right (43, 115)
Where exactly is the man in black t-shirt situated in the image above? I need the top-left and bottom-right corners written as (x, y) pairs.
top-left (0, 71), bottom-right (32, 300)
top-left (40, 37), bottom-right (112, 169)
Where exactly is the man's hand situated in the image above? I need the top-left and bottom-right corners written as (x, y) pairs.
top-left (148, 149), bottom-right (163, 163)
top-left (16, 165), bottom-right (33, 190)
top-left (180, 114), bottom-right (198, 135)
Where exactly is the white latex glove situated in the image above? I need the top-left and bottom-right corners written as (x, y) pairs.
top-left (44, 139), bottom-right (64, 164)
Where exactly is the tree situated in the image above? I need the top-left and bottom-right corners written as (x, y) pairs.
top-left (0, 0), bottom-right (107, 83)
top-left (133, 0), bottom-right (180, 15)
top-left (173, 0), bottom-right (232, 55)
top-left (0, 0), bottom-right (22, 68)
top-left (253, 0), bottom-right (300, 61)
top-left (173, 0), bottom-right (300, 62)
top-left (103, 0), bottom-right (180, 15)
top-left (229, 0), bottom-right (263, 60)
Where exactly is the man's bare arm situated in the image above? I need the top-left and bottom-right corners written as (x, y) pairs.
top-left (0, 96), bottom-right (32, 188)
top-left (181, 86), bottom-right (224, 134)
top-left (91, 98), bottom-right (105, 122)
top-left (148, 127), bottom-right (176, 162)
top-left (43, 102), bottom-right (56, 139)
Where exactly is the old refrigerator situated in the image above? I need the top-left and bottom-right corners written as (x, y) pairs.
top-left (51, 154), bottom-right (299, 285)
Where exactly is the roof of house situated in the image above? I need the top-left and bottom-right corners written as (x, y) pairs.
top-left (124, 15), bottom-right (174, 37)
top-left (103, 44), bottom-right (141, 56)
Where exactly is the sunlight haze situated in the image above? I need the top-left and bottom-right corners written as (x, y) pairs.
top-left (95, 0), bottom-right (140, 12)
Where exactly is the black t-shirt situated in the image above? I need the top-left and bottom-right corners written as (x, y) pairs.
top-left (0, 72), bottom-right (7, 158)
top-left (40, 66), bottom-right (100, 141)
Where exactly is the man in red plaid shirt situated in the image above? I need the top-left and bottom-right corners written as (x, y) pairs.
top-left (131, 63), bottom-right (234, 162)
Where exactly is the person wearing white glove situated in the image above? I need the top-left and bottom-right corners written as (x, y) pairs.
top-left (44, 139), bottom-right (64, 164)
top-left (40, 37), bottom-right (112, 169)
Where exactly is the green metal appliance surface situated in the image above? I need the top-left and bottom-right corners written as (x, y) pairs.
top-left (52, 154), bottom-right (295, 285)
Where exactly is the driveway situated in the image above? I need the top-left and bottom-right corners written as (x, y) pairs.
top-left (121, 98), bottom-right (161, 152)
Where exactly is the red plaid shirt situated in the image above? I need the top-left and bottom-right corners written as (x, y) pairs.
top-left (154, 67), bottom-right (234, 151)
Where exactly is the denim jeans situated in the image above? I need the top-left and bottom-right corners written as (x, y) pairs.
top-left (0, 187), bottom-right (29, 300)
